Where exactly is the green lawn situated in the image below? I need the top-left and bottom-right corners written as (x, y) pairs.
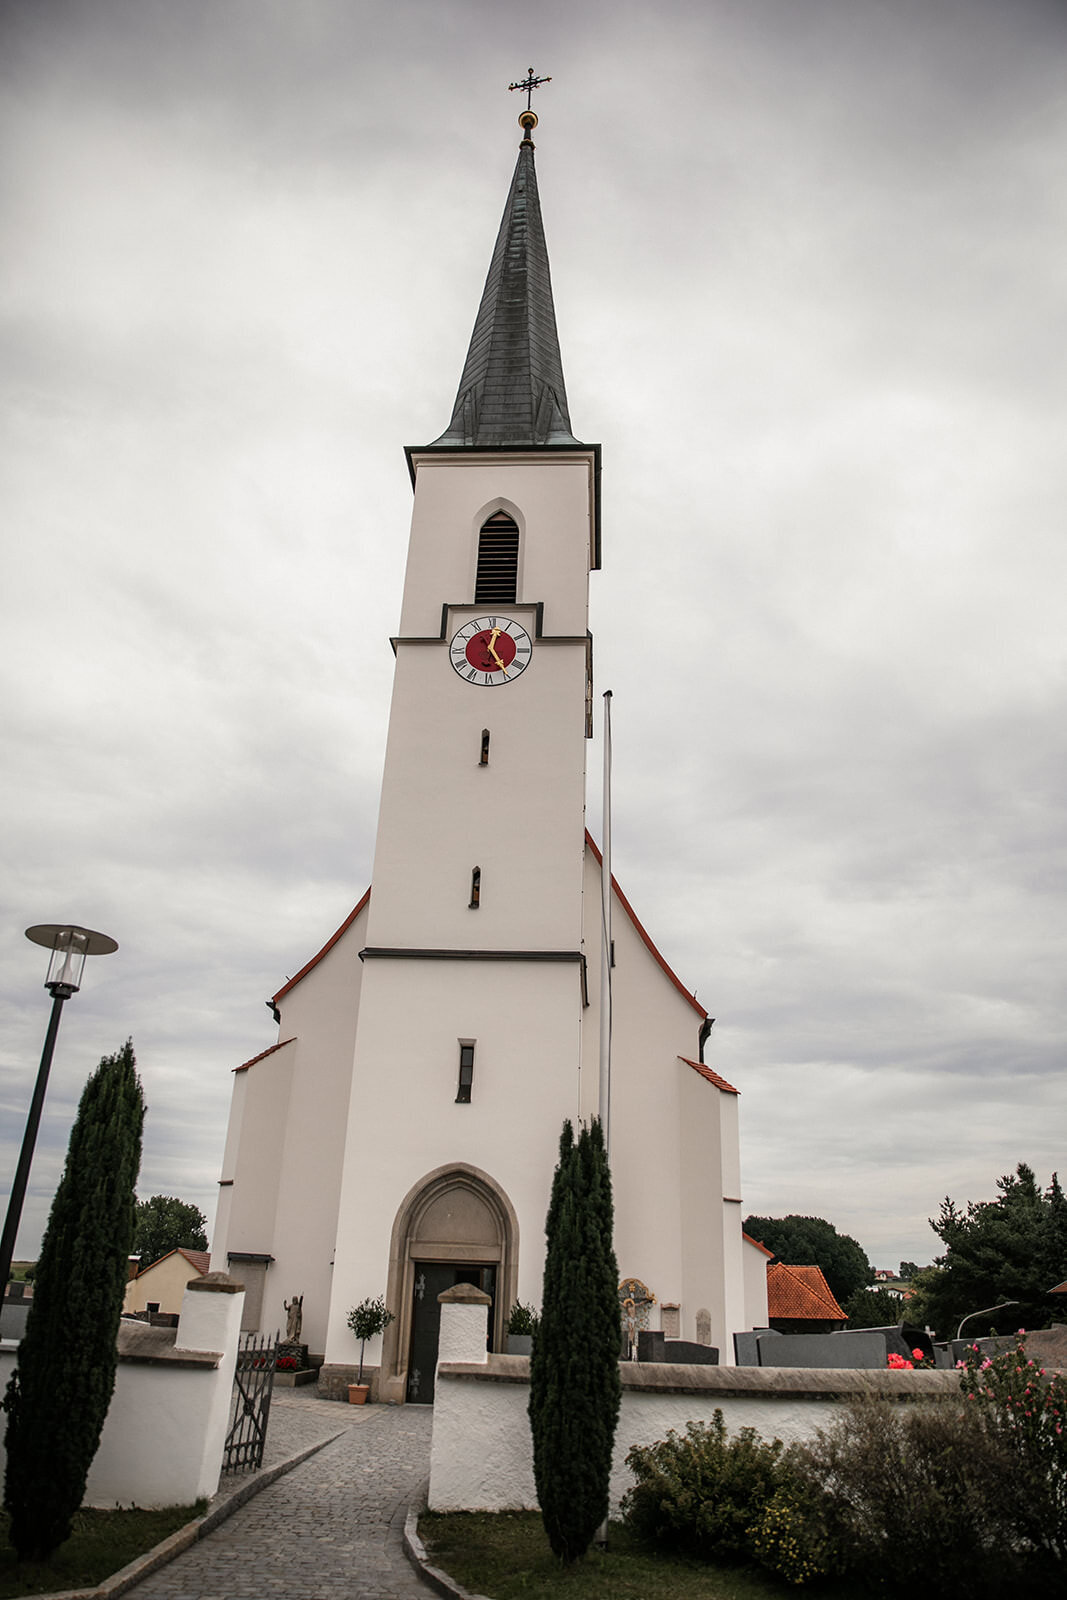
top-left (0, 1503), bottom-right (203, 1599)
top-left (418, 1511), bottom-right (871, 1599)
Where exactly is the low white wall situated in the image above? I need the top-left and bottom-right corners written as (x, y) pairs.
top-left (429, 1355), bottom-right (963, 1514)
top-left (0, 1273), bottom-right (245, 1509)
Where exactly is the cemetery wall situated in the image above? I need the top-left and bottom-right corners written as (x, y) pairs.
top-left (429, 1354), bottom-right (962, 1513)
top-left (0, 1273), bottom-right (244, 1509)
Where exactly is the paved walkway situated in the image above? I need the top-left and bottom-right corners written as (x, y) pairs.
top-left (125, 1393), bottom-right (436, 1600)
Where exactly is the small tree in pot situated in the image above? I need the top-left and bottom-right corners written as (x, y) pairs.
top-left (346, 1295), bottom-right (395, 1388)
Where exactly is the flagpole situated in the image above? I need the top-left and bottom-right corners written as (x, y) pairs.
top-left (599, 690), bottom-right (613, 1154)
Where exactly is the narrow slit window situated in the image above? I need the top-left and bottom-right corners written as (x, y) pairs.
top-left (475, 511), bottom-right (519, 604)
top-left (479, 728), bottom-right (490, 766)
top-left (456, 1043), bottom-right (475, 1104)
top-left (469, 866), bottom-right (481, 908)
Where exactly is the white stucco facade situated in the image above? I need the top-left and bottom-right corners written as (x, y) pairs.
top-left (212, 136), bottom-right (767, 1390)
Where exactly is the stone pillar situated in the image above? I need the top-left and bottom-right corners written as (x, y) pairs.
top-left (178, 1271), bottom-right (245, 1353)
top-left (437, 1282), bottom-right (491, 1366)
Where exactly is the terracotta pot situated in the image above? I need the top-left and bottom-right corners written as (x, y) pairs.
top-left (348, 1383), bottom-right (370, 1404)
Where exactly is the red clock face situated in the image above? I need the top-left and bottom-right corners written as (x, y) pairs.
top-left (465, 629), bottom-right (517, 673)
top-left (449, 615), bottom-right (533, 686)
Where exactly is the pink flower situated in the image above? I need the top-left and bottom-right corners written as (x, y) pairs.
top-left (912, 1349), bottom-right (925, 1362)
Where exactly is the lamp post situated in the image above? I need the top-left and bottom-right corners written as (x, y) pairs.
top-left (956, 1300), bottom-right (1019, 1342)
top-left (0, 924), bottom-right (118, 1294)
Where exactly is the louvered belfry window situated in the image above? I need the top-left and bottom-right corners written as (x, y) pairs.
top-left (475, 510), bottom-right (519, 604)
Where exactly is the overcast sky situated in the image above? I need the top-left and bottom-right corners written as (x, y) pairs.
top-left (2, 0), bottom-right (1065, 1280)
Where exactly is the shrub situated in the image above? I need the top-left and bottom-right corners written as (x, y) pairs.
top-left (958, 1334), bottom-right (1067, 1561)
top-left (749, 1485), bottom-right (836, 1587)
top-left (622, 1413), bottom-right (786, 1562)
top-left (784, 1397), bottom-right (1050, 1595)
top-left (506, 1301), bottom-right (540, 1338)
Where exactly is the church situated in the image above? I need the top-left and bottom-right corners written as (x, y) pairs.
top-left (212, 97), bottom-right (769, 1400)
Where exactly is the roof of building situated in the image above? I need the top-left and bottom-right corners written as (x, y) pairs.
top-left (586, 831), bottom-right (707, 1019)
top-left (430, 127), bottom-right (578, 448)
top-left (271, 889), bottom-right (371, 1007)
top-left (680, 1057), bottom-right (739, 1095)
top-left (135, 1247), bottom-right (211, 1279)
top-left (234, 1038), bottom-right (296, 1074)
top-left (743, 1232), bottom-right (775, 1257)
top-left (766, 1261), bottom-right (846, 1322)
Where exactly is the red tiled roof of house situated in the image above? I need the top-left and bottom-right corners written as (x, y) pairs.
top-left (135, 1247), bottom-right (211, 1279)
top-left (234, 1039), bottom-right (296, 1074)
top-left (271, 889), bottom-right (371, 1005)
top-left (585, 831), bottom-right (706, 1018)
top-left (766, 1261), bottom-right (846, 1322)
top-left (679, 1057), bottom-right (739, 1094)
top-left (177, 1249), bottom-right (211, 1275)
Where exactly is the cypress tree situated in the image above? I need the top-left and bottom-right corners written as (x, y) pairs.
top-left (529, 1117), bottom-right (621, 1563)
top-left (4, 1040), bottom-right (145, 1559)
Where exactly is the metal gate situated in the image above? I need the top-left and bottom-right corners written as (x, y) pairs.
top-left (222, 1331), bottom-right (278, 1473)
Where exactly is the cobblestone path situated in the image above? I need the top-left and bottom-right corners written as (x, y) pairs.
top-left (127, 1401), bottom-right (434, 1600)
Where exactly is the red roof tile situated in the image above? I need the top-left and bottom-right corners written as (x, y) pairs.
top-left (234, 1039), bottom-right (296, 1074)
top-left (177, 1249), bottom-right (211, 1275)
top-left (585, 832), bottom-right (706, 1018)
top-left (679, 1056), bottom-right (739, 1094)
top-left (766, 1262), bottom-right (845, 1322)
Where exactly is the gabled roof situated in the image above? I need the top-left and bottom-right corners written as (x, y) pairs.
top-left (135, 1247), bottom-right (210, 1280)
top-left (430, 129), bottom-right (578, 448)
top-left (586, 831), bottom-right (706, 1019)
top-left (743, 1232), bottom-right (775, 1257)
top-left (680, 1057), bottom-right (739, 1094)
top-left (766, 1261), bottom-right (846, 1322)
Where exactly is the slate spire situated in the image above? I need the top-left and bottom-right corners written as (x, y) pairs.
top-left (431, 111), bottom-right (579, 448)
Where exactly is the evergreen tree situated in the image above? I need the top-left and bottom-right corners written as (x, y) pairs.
top-left (132, 1194), bottom-right (208, 1268)
top-left (922, 1163), bottom-right (1065, 1339)
top-left (529, 1118), bottom-right (621, 1564)
top-left (4, 1041), bottom-right (145, 1559)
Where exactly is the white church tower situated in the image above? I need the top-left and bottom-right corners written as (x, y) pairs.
top-left (213, 100), bottom-right (769, 1401)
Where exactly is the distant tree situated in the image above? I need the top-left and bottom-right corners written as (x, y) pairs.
top-left (922, 1163), bottom-right (1067, 1340)
top-left (898, 1261), bottom-right (919, 1281)
top-left (132, 1194), bottom-right (208, 1269)
top-left (529, 1118), bottom-right (621, 1564)
top-left (4, 1041), bottom-right (144, 1559)
top-left (844, 1286), bottom-right (909, 1329)
top-left (743, 1214), bottom-right (874, 1305)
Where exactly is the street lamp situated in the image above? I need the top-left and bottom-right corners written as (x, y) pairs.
top-left (0, 924), bottom-right (118, 1295)
top-left (956, 1300), bottom-right (1019, 1342)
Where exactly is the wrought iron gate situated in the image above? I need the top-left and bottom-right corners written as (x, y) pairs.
top-left (223, 1331), bottom-right (278, 1473)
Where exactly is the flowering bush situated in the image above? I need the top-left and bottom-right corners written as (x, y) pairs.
top-left (276, 1355), bottom-right (299, 1371)
top-left (887, 1346), bottom-right (933, 1370)
top-left (957, 1334), bottom-right (1067, 1560)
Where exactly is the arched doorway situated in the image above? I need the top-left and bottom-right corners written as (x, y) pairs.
top-left (379, 1163), bottom-right (519, 1404)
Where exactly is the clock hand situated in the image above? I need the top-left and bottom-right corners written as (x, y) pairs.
top-left (486, 627), bottom-right (509, 676)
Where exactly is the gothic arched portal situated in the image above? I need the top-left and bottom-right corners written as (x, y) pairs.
top-left (379, 1164), bottom-right (519, 1404)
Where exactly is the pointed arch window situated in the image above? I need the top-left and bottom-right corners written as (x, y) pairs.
top-left (475, 511), bottom-right (519, 604)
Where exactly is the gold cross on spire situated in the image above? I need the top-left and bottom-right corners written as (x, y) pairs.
top-left (508, 66), bottom-right (552, 111)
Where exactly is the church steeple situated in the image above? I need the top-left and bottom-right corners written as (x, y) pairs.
top-left (430, 106), bottom-right (579, 449)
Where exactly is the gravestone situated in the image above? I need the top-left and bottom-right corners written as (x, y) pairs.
top-left (756, 1329), bottom-right (888, 1369)
top-left (637, 1330), bottom-right (718, 1365)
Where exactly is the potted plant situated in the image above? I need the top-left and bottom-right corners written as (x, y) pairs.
top-left (506, 1300), bottom-right (540, 1356)
top-left (346, 1295), bottom-right (395, 1402)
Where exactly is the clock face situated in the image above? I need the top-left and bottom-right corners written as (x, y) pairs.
top-left (449, 615), bottom-right (533, 686)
